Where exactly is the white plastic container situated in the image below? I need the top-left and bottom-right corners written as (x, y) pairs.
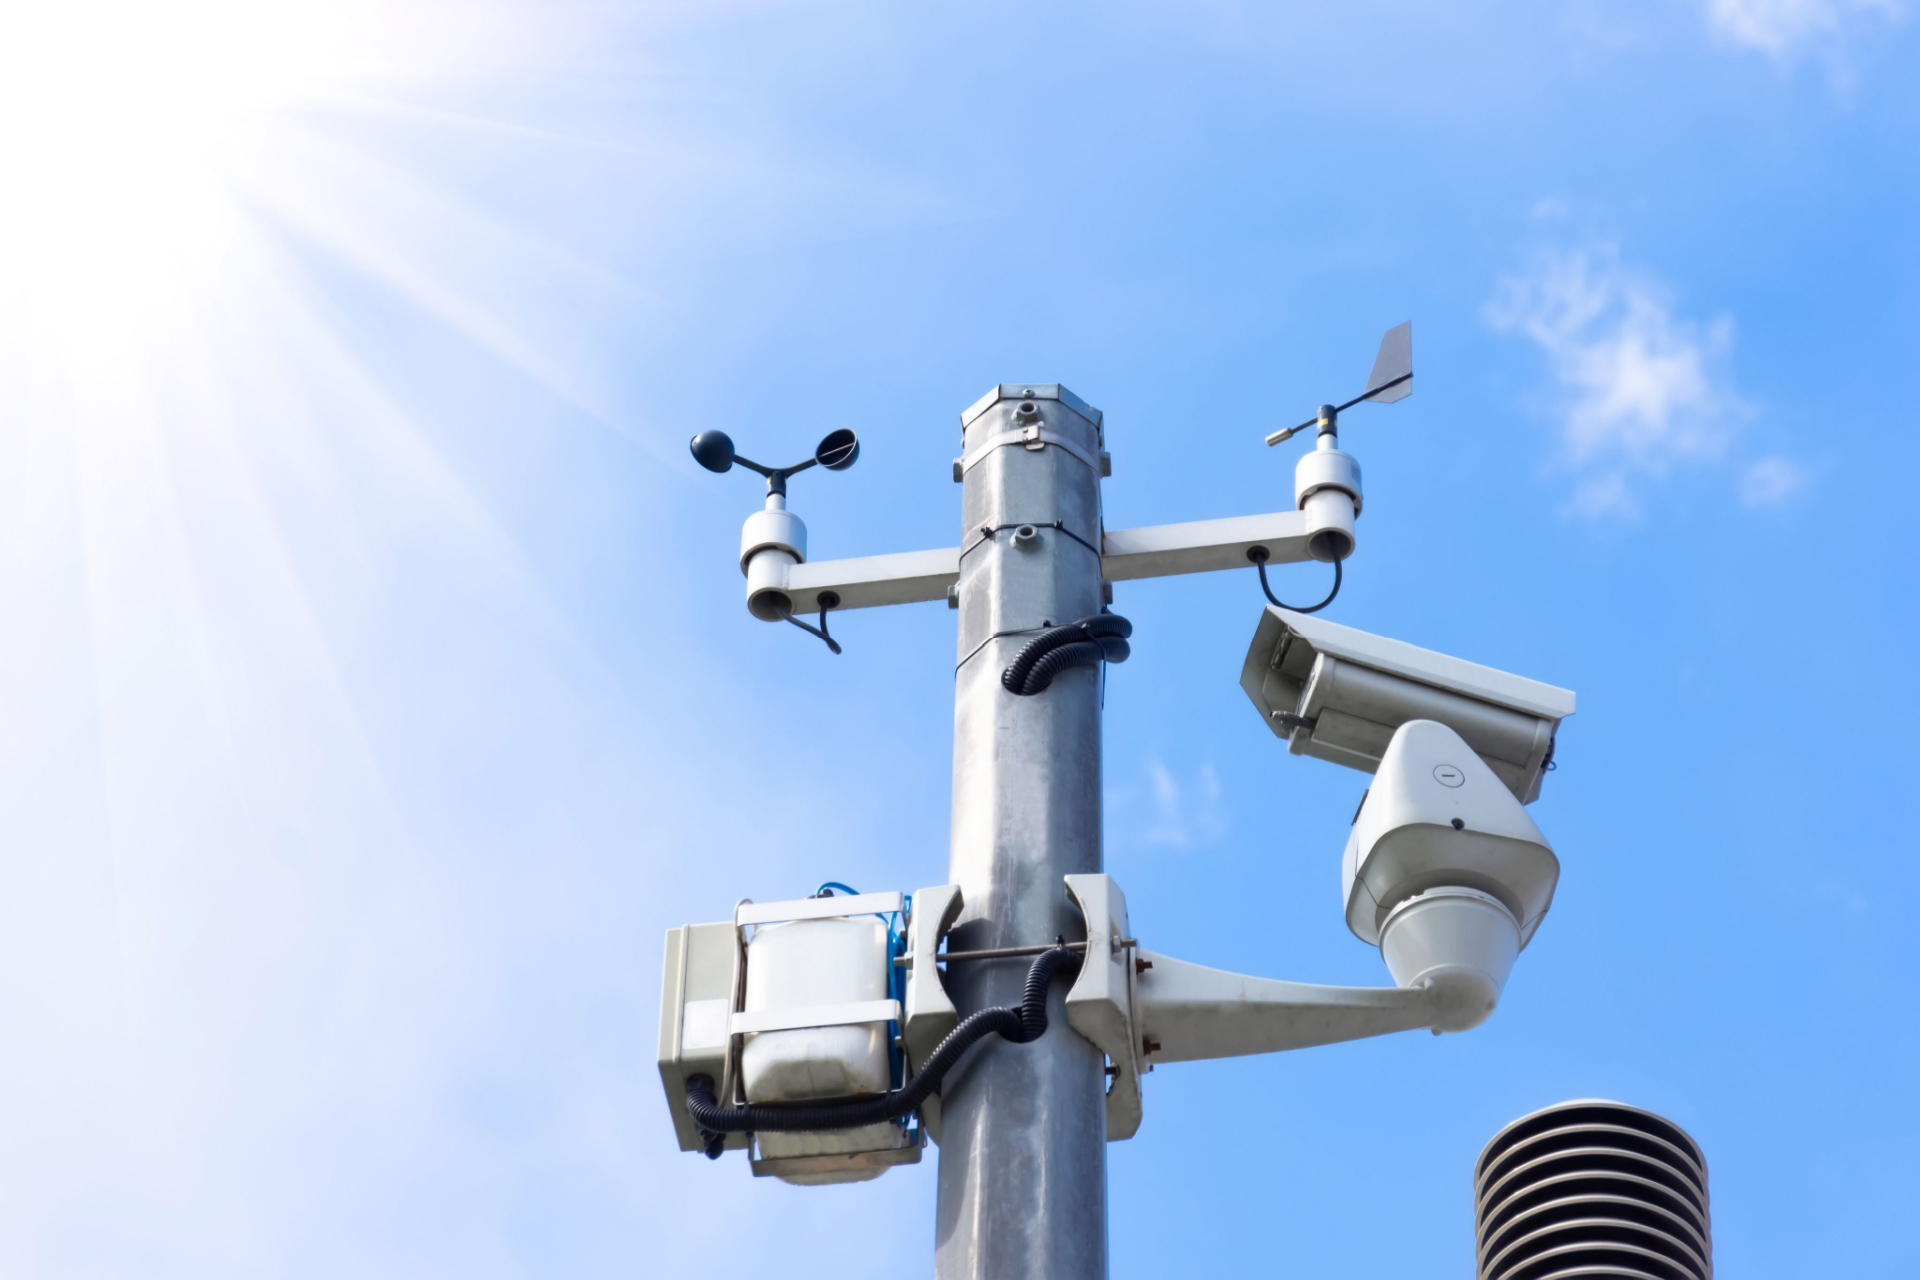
top-left (740, 915), bottom-right (892, 1103)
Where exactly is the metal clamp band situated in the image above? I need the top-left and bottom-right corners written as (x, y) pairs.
top-left (959, 426), bottom-right (1102, 476)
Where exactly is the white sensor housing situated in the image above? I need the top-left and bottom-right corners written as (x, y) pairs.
top-left (1343, 720), bottom-right (1559, 1026)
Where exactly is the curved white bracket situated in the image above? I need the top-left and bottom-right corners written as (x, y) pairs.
top-left (1133, 952), bottom-right (1433, 1064)
top-left (1061, 872), bottom-right (1454, 1144)
top-left (1063, 874), bottom-right (1143, 1141)
top-left (903, 884), bottom-right (965, 1072)
top-left (901, 884), bottom-right (965, 1146)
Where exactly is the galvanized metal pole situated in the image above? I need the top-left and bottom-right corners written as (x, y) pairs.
top-left (936, 385), bottom-right (1109, 1280)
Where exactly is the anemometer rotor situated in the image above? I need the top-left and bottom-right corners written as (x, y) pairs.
top-left (690, 427), bottom-right (860, 495)
top-left (688, 426), bottom-right (862, 652)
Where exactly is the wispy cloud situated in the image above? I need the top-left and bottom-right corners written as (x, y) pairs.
top-left (1108, 757), bottom-right (1227, 852)
top-left (1143, 758), bottom-right (1226, 850)
top-left (1740, 454), bottom-right (1810, 505)
top-left (1486, 245), bottom-right (1752, 518)
top-left (1705, 0), bottom-right (1903, 59)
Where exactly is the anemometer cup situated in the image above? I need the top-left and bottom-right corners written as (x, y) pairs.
top-left (814, 428), bottom-right (859, 471)
top-left (691, 430), bottom-right (738, 473)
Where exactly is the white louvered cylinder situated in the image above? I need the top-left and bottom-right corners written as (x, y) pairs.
top-left (1475, 1100), bottom-right (1711, 1280)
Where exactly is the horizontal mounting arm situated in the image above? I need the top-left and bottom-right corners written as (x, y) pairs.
top-left (1055, 875), bottom-right (1450, 1145)
top-left (1134, 949), bottom-right (1435, 1065)
top-left (773, 510), bottom-right (1319, 615)
top-left (1099, 510), bottom-right (1316, 582)
top-left (785, 546), bottom-right (960, 615)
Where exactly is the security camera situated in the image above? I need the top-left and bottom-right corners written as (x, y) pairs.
top-left (1239, 605), bottom-right (1574, 803)
top-left (1343, 719), bottom-right (1559, 1031)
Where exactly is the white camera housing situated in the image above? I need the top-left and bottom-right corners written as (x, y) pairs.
top-left (1240, 605), bottom-right (1575, 803)
top-left (1343, 719), bottom-right (1559, 1030)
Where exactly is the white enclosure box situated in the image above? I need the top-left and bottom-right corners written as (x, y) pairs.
top-left (733, 895), bottom-right (917, 1185)
top-left (740, 915), bottom-right (904, 1183)
top-left (740, 916), bottom-right (892, 1103)
top-left (658, 890), bottom-right (947, 1185)
top-left (1240, 606), bottom-right (1575, 803)
top-left (657, 921), bottom-right (748, 1155)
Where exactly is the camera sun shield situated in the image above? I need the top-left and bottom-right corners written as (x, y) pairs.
top-left (1240, 606), bottom-right (1574, 803)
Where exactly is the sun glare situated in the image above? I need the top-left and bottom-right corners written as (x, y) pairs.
top-left (0, 0), bottom-right (355, 338)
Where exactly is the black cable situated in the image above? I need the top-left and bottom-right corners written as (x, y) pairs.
top-left (1001, 614), bottom-right (1132, 696)
top-left (784, 593), bottom-right (842, 654)
top-left (685, 944), bottom-right (1082, 1154)
top-left (1247, 546), bottom-right (1342, 614)
top-left (955, 623), bottom-right (1052, 674)
top-left (960, 520), bottom-right (1102, 564)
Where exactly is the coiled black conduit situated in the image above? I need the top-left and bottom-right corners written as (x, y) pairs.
top-left (1001, 614), bottom-right (1132, 696)
top-left (685, 944), bottom-right (1083, 1158)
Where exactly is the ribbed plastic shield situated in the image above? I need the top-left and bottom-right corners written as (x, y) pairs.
top-left (1475, 1100), bottom-right (1710, 1280)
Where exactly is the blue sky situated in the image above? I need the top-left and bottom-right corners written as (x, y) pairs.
top-left (1, 1), bottom-right (1916, 1276)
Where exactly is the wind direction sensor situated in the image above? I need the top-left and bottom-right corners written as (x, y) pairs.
top-left (1241, 322), bottom-right (1409, 614)
top-left (1265, 321), bottom-right (1413, 446)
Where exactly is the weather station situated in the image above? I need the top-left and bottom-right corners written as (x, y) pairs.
top-left (657, 326), bottom-right (1578, 1278)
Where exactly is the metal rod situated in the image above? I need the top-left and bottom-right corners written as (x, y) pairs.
top-left (895, 938), bottom-right (1136, 966)
top-left (936, 388), bottom-right (1109, 1280)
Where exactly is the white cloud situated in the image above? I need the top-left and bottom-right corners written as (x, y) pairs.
top-left (1134, 758), bottom-right (1226, 850)
top-left (1706, 0), bottom-right (1903, 58)
top-left (1486, 245), bottom-right (1747, 519)
top-left (1740, 454), bottom-right (1810, 505)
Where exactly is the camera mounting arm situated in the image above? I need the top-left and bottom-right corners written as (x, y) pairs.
top-left (1060, 873), bottom-right (1486, 1144)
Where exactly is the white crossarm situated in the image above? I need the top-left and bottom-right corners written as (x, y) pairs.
top-left (1133, 950), bottom-right (1434, 1065)
top-left (785, 547), bottom-right (960, 615)
top-left (1100, 510), bottom-right (1315, 582)
top-left (775, 511), bottom-right (1317, 615)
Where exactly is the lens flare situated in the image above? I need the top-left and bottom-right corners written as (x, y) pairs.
top-left (0, 0), bottom-right (356, 342)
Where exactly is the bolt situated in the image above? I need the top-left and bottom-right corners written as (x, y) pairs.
top-left (1451, 817), bottom-right (1465, 830)
top-left (1135, 957), bottom-right (1153, 975)
top-left (1142, 1037), bottom-right (1161, 1056)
